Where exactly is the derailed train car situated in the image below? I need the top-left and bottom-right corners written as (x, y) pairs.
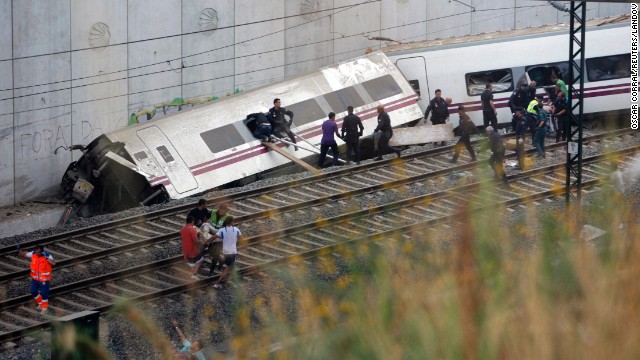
top-left (60, 51), bottom-right (423, 213)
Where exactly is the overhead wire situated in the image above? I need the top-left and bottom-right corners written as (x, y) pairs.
top-left (0, 3), bottom-right (570, 118)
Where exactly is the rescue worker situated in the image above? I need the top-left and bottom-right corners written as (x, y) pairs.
top-left (552, 91), bottom-right (569, 143)
top-left (533, 103), bottom-right (549, 158)
top-left (317, 112), bottom-right (343, 167)
top-left (248, 112), bottom-right (273, 142)
top-left (19, 244), bottom-right (56, 315)
top-left (486, 126), bottom-right (509, 186)
top-left (341, 106), bottom-right (364, 165)
top-left (450, 105), bottom-right (477, 163)
top-left (373, 105), bottom-right (402, 161)
top-left (513, 108), bottom-right (529, 170)
top-left (268, 98), bottom-right (297, 150)
top-left (423, 89), bottom-right (450, 146)
top-left (508, 83), bottom-right (528, 132)
top-left (187, 199), bottom-right (210, 228)
top-left (526, 95), bottom-right (544, 144)
top-left (525, 80), bottom-right (537, 104)
top-left (481, 83), bottom-right (498, 129)
top-left (180, 216), bottom-right (212, 280)
top-left (200, 203), bottom-right (230, 274)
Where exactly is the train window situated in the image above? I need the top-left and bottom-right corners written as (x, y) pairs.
top-left (200, 124), bottom-right (245, 154)
top-left (323, 87), bottom-right (365, 112)
top-left (133, 151), bottom-right (148, 161)
top-left (586, 54), bottom-right (630, 82)
top-left (156, 146), bottom-right (175, 163)
top-left (362, 75), bottom-right (403, 101)
top-left (465, 69), bottom-right (513, 96)
top-left (286, 99), bottom-right (326, 127)
top-left (525, 62), bottom-right (569, 86)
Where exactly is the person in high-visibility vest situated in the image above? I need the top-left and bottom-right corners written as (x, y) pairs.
top-left (19, 244), bottom-right (56, 315)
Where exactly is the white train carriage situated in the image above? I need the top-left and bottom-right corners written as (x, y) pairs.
top-left (383, 16), bottom-right (631, 129)
top-left (61, 52), bottom-right (423, 213)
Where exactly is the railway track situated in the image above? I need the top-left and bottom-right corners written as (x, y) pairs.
top-left (0, 144), bottom-right (637, 343)
top-left (0, 130), bottom-right (634, 294)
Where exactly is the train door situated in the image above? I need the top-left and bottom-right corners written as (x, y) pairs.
top-left (136, 126), bottom-right (198, 194)
top-left (395, 56), bottom-right (429, 111)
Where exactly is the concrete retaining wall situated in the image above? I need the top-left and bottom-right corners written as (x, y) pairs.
top-left (0, 0), bottom-right (629, 206)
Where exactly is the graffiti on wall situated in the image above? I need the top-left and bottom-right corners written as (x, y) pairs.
top-left (128, 89), bottom-right (243, 125)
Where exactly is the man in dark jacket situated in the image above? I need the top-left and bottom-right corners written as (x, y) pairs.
top-left (508, 83), bottom-right (528, 132)
top-left (450, 105), bottom-right (477, 163)
top-left (248, 112), bottom-right (273, 142)
top-left (513, 108), bottom-right (529, 170)
top-left (424, 89), bottom-right (450, 146)
top-left (341, 106), bottom-right (364, 165)
top-left (373, 105), bottom-right (402, 161)
top-left (486, 126), bottom-right (508, 185)
top-left (268, 98), bottom-right (297, 150)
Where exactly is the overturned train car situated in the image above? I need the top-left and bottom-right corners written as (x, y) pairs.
top-left (60, 51), bottom-right (423, 213)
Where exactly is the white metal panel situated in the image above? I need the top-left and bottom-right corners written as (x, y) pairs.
top-left (136, 126), bottom-right (198, 195)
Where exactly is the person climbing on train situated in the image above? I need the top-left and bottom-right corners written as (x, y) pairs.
top-left (269, 98), bottom-right (298, 151)
top-left (19, 244), bottom-right (56, 315)
top-left (212, 216), bottom-right (242, 289)
top-left (247, 112), bottom-right (273, 142)
top-left (200, 203), bottom-right (230, 274)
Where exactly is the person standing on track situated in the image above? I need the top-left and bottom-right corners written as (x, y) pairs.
top-left (187, 199), bottom-right (210, 228)
top-left (423, 89), bottom-right (450, 146)
top-left (269, 98), bottom-right (298, 151)
top-left (486, 126), bottom-right (509, 186)
top-left (317, 112), bottom-right (343, 167)
top-left (212, 216), bottom-right (242, 289)
top-left (449, 105), bottom-right (477, 163)
top-left (341, 106), bottom-right (364, 165)
top-left (200, 203), bottom-right (230, 274)
top-left (481, 83), bottom-right (498, 129)
top-left (373, 105), bottom-right (402, 161)
top-left (180, 216), bottom-right (212, 280)
top-left (19, 244), bottom-right (56, 315)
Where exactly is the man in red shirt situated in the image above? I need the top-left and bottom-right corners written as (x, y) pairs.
top-left (180, 216), bottom-right (212, 280)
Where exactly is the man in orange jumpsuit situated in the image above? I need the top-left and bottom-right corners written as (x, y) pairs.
top-left (19, 244), bottom-right (56, 315)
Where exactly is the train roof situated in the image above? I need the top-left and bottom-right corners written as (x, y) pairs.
top-left (382, 15), bottom-right (629, 55)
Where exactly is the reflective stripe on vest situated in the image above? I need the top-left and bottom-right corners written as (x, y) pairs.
top-left (30, 255), bottom-right (52, 282)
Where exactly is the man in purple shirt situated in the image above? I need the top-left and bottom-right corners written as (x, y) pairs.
top-left (317, 112), bottom-right (343, 167)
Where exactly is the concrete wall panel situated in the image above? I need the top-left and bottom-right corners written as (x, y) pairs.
top-left (0, 60), bottom-right (12, 115)
top-left (13, 0), bottom-right (71, 58)
top-left (182, 76), bottom-right (236, 101)
top-left (72, 96), bottom-right (129, 146)
top-left (128, 37), bottom-right (182, 109)
top-left (381, 0), bottom-right (427, 44)
top-left (71, 0), bottom-right (127, 51)
top-left (182, 59), bottom-right (235, 99)
top-left (13, 54), bottom-right (71, 114)
top-left (470, 0), bottom-right (515, 34)
top-left (0, 114), bottom-right (14, 206)
top-left (71, 45), bottom-right (128, 104)
top-left (598, 4), bottom-right (630, 18)
top-left (284, 1), bottom-right (334, 78)
top-left (0, 0), bottom-right (11, 60)
top-left (128, 0), bottom-right (181, 42)
top-left (333, 0), bottom-right (381, 62)
top-left (182, 26), bottom-right (235, 96)
top-left (234, 0), bottom-right (285, 89)
top-left (515, 0), bottom-right (559, 28)
top-left (426, 1), bottom-right (471, 40)
top-left (13, 107), bottom-right (72, 202)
